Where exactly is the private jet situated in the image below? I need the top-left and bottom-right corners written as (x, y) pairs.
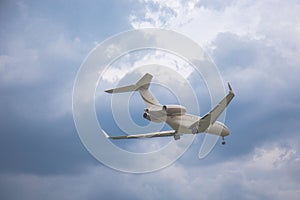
top-left (104, 73), bottom-right (234, 145)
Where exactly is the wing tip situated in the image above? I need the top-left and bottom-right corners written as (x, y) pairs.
top-left (105, 89), bottom-right (113, 93)
top-left (227, 82), bottom-right (234, 94)
top-left (102, 130), bottom-right (111, 138)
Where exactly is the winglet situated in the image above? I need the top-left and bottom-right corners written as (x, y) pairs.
top-left (228, 82), bottom-right (234, 94)
top-left (102, 130), bottom-right (111, 138)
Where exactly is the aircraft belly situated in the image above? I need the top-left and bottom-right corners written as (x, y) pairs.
top-left (166, 114), bottom-right (199, 133)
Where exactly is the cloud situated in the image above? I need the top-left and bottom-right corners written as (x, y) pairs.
top-left (100, 49), bottom-right (194, 84)
top-left (212, 32), bottom-right (300, 101)
top-left (1, 0), bottom-right (300, 199)
top-left (0, 140), bottom-right (299, 200)
top-left (0, 111), bottom-right (98, 175)
top-left (0, 0), bottom-right (145, 177)
top-left (129, 0), bottom-right (300, 146)
top-left (130, 0), bottom-right (258, 44)
top-left (130, 0), bottom-right (300, 48)
top-left (0, 41), bottom-right (41, 85)
top-left (0, 1), bottom-right (92, 121)
top-left (128, 0), bottom-right (300, 116)
top-left (0, 0), bottom-right (134, 177)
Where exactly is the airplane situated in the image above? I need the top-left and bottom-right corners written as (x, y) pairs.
top-left (104, 73), bottom-right (234, 145)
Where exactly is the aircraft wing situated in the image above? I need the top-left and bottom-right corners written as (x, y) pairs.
top-left (190, 83), bottom-right (235, 132)
top-left (203, 82), bottom-right (235, 124)
top-left (103, 130), bottom-right (176, 139)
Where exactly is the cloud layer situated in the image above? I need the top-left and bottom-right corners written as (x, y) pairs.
top-left (1, 0), bottom-right (300, 199)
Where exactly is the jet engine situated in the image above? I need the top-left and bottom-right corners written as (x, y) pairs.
top-left (162, 105), bottom-right (186, 116)
top-left (143, 108), bottom-right (167, 123)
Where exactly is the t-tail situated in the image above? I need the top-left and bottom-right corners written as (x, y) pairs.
top-left (105, 73), bottom-right (161, 107)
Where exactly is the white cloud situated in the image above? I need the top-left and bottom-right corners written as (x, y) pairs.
top-left (130, 0), bottom-right (260, 45)
top-left (129, 0), bottom-right (300, 92)
top-left (130, 0), bottom-right (300, 51)
top-left (129, 0), bottom-right (300, 114)
top-left (1, 141), bottom-right (299, 200)
top-left (251, 146), bottom-right (299, 169)
top-left (100, 50), bottom-right (194, 84)
top-left (1, 1), bottom-right (300, 199)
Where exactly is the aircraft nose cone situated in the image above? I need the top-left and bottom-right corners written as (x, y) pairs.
top-left (221, 125), bottom-right (230, 136)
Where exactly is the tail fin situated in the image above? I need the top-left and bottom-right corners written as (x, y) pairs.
top-left (105, 73), bottom-right (160, 107)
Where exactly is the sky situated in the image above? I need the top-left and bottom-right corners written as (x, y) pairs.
top-left (1, 0), bottom-right (300, 199)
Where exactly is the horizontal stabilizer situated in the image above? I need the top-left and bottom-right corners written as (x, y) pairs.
top-left (105, 84), bottom-right (137, 93)
top-left (105, 73), bottom-right (153, 94)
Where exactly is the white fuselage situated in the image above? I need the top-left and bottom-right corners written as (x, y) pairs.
top-left (105, 73), bottom-right (234, 143)
top-left (143, 104), bottom-right (230, 137)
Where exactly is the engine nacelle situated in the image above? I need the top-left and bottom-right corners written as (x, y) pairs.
top-left (142, 105), bottom-right (186, 122)
top-left (143, 112), bottom-right (150, 120)
top-left (162, 105), bottom-right (186, 116)
top-left (205, 121), bottom-right (230, 137)
top-left (143, 109), bottom-right (167, 123)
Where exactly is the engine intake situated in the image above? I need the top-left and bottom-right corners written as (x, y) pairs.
top-left (143, 112), bottom-right (150, 119)
top-left (162, 105), bottom-right (186, 116)
top-left (142, 110), bottom-right (166, 122)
